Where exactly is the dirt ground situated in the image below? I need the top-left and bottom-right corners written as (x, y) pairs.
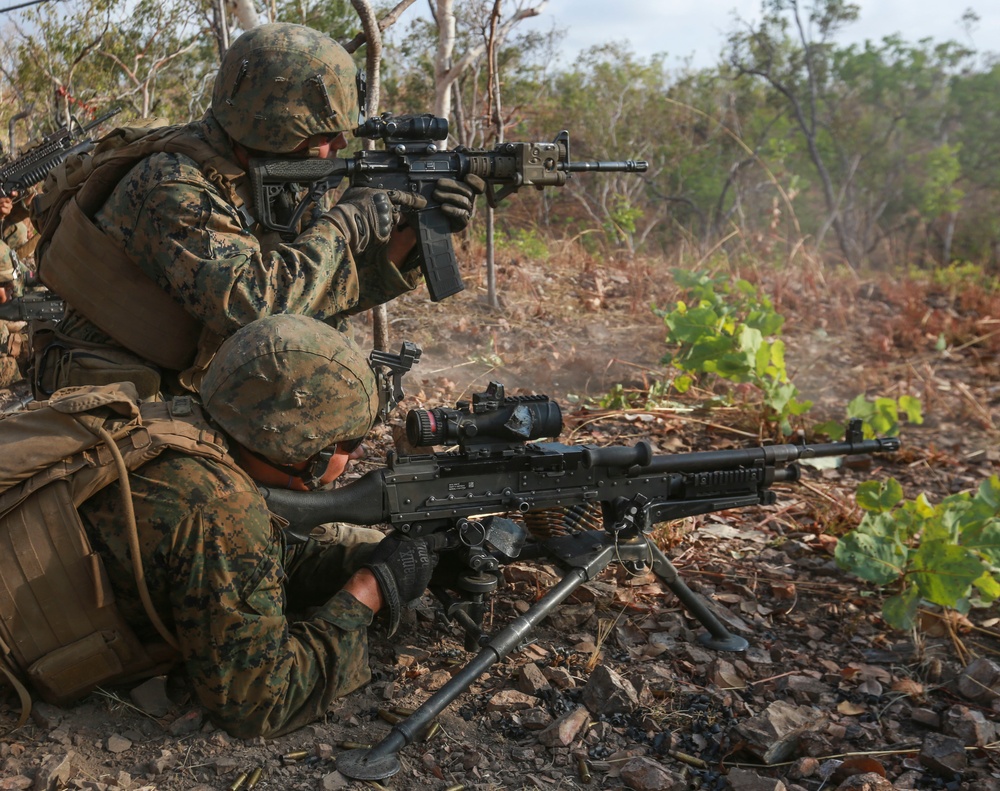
top-left (1, 253), bottom-right (999, 791)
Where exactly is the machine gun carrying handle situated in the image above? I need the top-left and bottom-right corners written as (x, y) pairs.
top-left (583, 440), bottom-right (654, 470)
top-left (414, 208), bottom-right (464, 302)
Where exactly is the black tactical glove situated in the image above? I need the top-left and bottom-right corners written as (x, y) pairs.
top-left (433, 174), bottom-right (486, 232)
top-left (364, 533), bottom-right (439, 634)
top-left (325, 187), bottom-right (427, 256)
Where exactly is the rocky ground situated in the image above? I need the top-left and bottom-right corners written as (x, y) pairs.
top-left (1, 254), bottom-right (998, 791)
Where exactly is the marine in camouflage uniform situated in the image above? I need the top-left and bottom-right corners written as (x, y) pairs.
top-left (0, 209), bottom-right (27, 389)
top-left (77, 315), bottom-right (438, 738)
top-left (51, 23), bottom-right (481, 382)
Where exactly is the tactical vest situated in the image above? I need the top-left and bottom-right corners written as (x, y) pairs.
top-left (33, 123), bottom-right (250, 375)
top-left (0, 382), bottom-right (246, 724)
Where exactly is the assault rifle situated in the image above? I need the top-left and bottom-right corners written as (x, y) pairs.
top-left (0, 108), bottom-right (121, 198)
top-left (0, 293), bottom-right (64, 322)
top-left (249, 114), bottom-right (648, 301)
top-left (263, 380), bottom-right (901, 781)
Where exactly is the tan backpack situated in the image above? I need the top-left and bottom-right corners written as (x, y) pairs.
top-left (0, 383), bottom-right (244, 725)
top-left (33, 122), bottom-right (248, 373)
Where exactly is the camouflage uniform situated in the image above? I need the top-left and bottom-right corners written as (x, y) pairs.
top-left (0, 242), bottom-right (25, 388)
top-left (56, 112), bottom-right (420, 350)
top-left (71, 314), bottom-right (385, 738)
top-left (78, 449), bottom-right (379, 739)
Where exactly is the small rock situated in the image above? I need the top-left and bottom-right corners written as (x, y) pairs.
top-left (581, 665), bottom-right (638, 715)
top-left (518, 663), bottom-right (551, 696)
top-left (545, 603), bottom-right (595, 632)
top-left (736, 700), bottom-right (827, 765)
top-left (537, 706), bottom-right (590, 747)
top-left (168, 709), bottom-right (203, 736)
top-left (956, 658), bottom-right (1000, 702)
top-left (519, 708), bottom-right (553, 731)
top-left (919, 731), bottom-right (968, 776)
top-left (418, 670), bottom-right (452, 691)
top-left (708, 658), bottom-right (746, 689)
top-left (778, 675), bottom-right (833, 705)
top-left (727, 767), bottom-right (788, 790)
top-left (834, 772), bottom-right (896, 791)
top-left (910, 707), bottom-right (941, 729)
top-left (0, 777), bottom-right (32, 791)
top-left (486, 689), bottom-right (537, 712)
top-left (106, 735), bottom-right (132, 754)
top-left (395, 646), bottom-right (430, 668)
top-left (32, 751), bottom-right (74, 791)
top-left (29, 703), bottom-right (64, 731)
top-left (149, 750), bottom-right (176, 774)
top-left (319, 771), bottom-right (350, 790)
top-left (130, 677), bottom-right (174, 718)
top-left (541, 666), bottom-right (575, 689)
top-left (789, 757), bottom-right (820, 779)
top-left (944, 704), bottom-right (996, 747)
top-left (619, 756), bottom-right (685, 791)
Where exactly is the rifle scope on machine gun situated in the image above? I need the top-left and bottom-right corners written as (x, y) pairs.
top-left (263, 373), bottom-right (901, 781)
top-left (249, 113), bottom-right (648, 301)
top-left (0, 108), bottom-right (121, 198)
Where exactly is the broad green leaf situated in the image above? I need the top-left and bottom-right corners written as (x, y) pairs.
top-left (882, 586), bottom-right (921, 631)
top-left (673, 374), bottom-right (693, 394)
top-left (856, 478), bottom-right (904, 513)
top-left (973, 571), bottom-right (1000, 603)
top-left (911, 541), bottom-right (985, 607)
top-left (835, 520), bottom-right (908, 585)
top-left (898, 395), bottom-right (924, 424)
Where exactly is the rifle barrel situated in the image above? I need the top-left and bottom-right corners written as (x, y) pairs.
top-left (563, 160), bottom-right (648, 173)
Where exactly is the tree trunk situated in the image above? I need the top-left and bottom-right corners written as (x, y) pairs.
top-left (350, 0), bottom-right (390, 351)
top-left (433, 0), bottom-right (456, 135)
top-left (226, 0), bottom-right (259, 31)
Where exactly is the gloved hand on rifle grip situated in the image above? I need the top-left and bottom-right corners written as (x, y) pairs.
top-left (363, 533), bottom-right (439, 635)
top-left (433, 174), bottom-right (486, 232)
top-left (325, 187), bottom-right (427, 256)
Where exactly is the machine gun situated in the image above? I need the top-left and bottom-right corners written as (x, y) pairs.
top-left (263, 381), bottom-right (900, 781)
top-left (0, 108), bottom-right (121, 198)
top-left (249, 114), bottom-right (648, 301)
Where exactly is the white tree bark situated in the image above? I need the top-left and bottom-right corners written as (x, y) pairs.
top-left (226, 0), bottom-right (260, 31)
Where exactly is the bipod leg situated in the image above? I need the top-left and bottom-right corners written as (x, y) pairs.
top-left (336, 567), bottom-right (592, 781)
top-left (648, 542), bottom-right (748, 652)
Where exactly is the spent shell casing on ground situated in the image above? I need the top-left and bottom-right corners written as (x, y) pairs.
top-left (577, 754), bottom-right (592, 783)
top-left (423, 720), bottom-right (441, 742)
top-left (337, 741), bottom-right (373, 750)
top-left (390, 705), bottom-right (416, 717)
top-left (245, 767), bottom-right (263, 789)
top-left (444, 785), bottom-right (465, 791)
top-left (227, 771), bottom-right (249, 791)
top-left (281, 750), bottom-right (310, 762)
top-left (377, 708), bottom-right (404, 724)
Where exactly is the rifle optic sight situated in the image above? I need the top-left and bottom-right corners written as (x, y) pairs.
top-left (406, 381), bottom-right (562, 448)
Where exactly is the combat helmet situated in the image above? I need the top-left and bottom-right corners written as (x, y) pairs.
top-left (200, 314), bottom-right (378, 464)
top-left (212, 23), bottom-right (358, 155)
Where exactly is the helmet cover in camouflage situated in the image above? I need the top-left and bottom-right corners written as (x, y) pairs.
top-left (211, 23), bottom-right (358, 154)
top-left (201, 314), bottom-right (378, 464)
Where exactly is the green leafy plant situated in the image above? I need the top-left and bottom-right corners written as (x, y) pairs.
top-left (835, 476), bottom-right (1000, 630)
top-left (495, 227), bottom-right (550, 261)
top-left (814, 394), bottom-right (923, 440)
top-left (657, 269), bottom-right (812, 434)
